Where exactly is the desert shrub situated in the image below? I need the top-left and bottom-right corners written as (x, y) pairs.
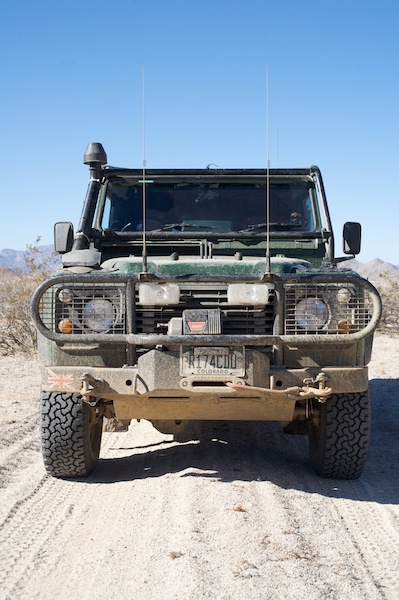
top-left (376, 273), bottom-right (399, 336)
top-left (0, 241), bottom-right (59, 355)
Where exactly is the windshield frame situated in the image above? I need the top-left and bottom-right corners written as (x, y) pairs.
top-left (93, 168), bottom-right (325, 241)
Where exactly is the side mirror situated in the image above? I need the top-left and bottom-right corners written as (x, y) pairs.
top-left (343, 221), bottom-right (361, 256)
top-left (54, 222), bottom-right (74, 254)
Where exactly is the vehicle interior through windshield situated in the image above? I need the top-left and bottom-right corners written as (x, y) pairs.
top-left (100, 179), bottom-right (316, 233)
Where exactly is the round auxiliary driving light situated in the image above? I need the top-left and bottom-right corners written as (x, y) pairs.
top-left (58, 288), bottom-right (74, 304)
top-left (337, 288), bottom-right (352, 304)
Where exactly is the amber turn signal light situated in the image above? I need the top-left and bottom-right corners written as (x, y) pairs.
top-left (58, 319), bottom-right (73, 334)
top-left (338, 319), bottom-right (351, 334)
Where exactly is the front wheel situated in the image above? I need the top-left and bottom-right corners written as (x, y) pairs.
top-left (308, 392), bottom-right (370, 479)
top-left (40, 392), bottom-right (103, 478)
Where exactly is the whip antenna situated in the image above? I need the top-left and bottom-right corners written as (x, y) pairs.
top-left (141, 65), bottom-right (148, 274)
top-left (265, 66), bottom-right (271, 275)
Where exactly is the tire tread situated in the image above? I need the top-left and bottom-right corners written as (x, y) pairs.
top-left (309, 392), bottom-right (370, 479)
top-left (40, 392), bottom-right (102, 478)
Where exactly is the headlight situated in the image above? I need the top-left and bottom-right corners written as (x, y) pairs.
top-left (295, 297), bottom-right (329, 331)
top-left (227, 284), bottom-right (271, 305)
top-left (138, 283), bottom-right (180, 306)
top-left (83, 299), bottom-right (115, 332)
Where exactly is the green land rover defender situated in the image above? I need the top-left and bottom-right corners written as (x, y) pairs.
top-left (31, 143), bottom-right (382, 479)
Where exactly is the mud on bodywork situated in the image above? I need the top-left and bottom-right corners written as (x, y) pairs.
top-left (31, 143), bottom-right (382, 479)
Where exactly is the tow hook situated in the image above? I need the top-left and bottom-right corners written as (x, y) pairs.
top-left (301, 373), bottom-right (332, 402)
top-left (80, 373), bottom-right (102, 406)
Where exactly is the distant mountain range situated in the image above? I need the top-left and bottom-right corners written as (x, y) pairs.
top-left (0, 247), bottom-right (398, 287)
top-left (338, 258), bottom-right (399, 288)
top-left (0, 246), bottom-right (56, 270)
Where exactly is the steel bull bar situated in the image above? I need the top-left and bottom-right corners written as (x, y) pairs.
top-left (31, 270), bottom-right (382, 347)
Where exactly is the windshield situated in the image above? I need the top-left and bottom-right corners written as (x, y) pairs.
top-left (100, 178), bottom-right (317, 234)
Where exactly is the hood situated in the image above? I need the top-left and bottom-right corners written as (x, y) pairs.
top-left (100, 255), bottom-right (312, 275)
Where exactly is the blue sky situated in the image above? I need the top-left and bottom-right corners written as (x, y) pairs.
top-left (1, 0), bottom-right (398, 263)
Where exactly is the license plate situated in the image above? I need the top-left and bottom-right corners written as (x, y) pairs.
top-left (181, 346), bottom-right (245, 376)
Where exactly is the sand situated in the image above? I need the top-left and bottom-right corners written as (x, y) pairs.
top-left (0, 334), bottom-right (398, 599)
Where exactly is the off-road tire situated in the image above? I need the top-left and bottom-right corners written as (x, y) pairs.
top-left (308, 392), bottom-right (370, 480)
top-left (40, 392), bottom-right (103, 478)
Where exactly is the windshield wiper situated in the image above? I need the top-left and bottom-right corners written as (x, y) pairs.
top-left (238, 222), bottom-right (304, 232)
top-left (152, 223), bottom-right (217, 231)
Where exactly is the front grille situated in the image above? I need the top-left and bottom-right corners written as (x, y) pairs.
top-left (284, 282), bottom-right (374, 335)
top-left (38, 282), bottom-right (275, 336)
top-left (135, 285), bottom-right (275, 335)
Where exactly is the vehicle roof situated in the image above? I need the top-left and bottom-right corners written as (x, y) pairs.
top-left (103, 166), bottom-right (319, 178)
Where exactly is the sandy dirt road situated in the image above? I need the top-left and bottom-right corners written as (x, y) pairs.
top-left (0, 334), bottom-right (398, 600)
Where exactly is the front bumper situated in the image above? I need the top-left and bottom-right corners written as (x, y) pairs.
top-left (40, 356), bottom-right (369, 422)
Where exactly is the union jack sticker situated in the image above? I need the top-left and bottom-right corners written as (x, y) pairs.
top-left (47, 370), bottom-right (75, 391)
